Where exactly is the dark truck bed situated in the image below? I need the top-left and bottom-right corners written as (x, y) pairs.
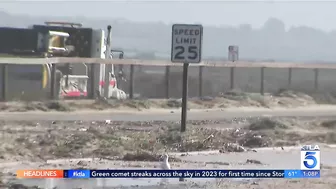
top-left (0, 27), bottom-right (44, 55)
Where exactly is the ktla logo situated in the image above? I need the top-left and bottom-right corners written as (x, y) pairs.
top-left (300, 145), bottom-right (320, 170)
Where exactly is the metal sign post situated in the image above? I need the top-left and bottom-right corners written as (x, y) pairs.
top-left (171, 24), bottom-right (203, 132)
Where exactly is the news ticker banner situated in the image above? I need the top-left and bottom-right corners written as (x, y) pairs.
top-left (16, 169), bottom-right (320, 179)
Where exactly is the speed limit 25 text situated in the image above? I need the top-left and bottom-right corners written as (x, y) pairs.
top-left (172, 28), bottom-right (201, 61)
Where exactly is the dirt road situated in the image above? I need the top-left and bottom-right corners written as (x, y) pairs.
top-left (1, 105), bottom-right (336, 121)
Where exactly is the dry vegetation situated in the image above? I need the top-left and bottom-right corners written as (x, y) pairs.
top-left (0, 117), bottom-right (335, 163)
top-left (0, 90), bottom-right (331, 112)
top-left (0, 117), bottom-right (336, 188)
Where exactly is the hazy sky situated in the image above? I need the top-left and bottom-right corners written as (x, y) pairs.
top-left (1, 0), bottom-right (336, 31)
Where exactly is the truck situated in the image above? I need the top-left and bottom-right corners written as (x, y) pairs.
top-left (0, 21), bottom-right (127, 100)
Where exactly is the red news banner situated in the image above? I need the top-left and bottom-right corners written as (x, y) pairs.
top-left (16, 170), bottom-right (64, 178)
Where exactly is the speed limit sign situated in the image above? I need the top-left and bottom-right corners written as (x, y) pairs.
top-left (171, 24), bottom-right (203, 63)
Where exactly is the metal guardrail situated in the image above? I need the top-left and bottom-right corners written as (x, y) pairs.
top-left (0, 57), bottom-right (331, 101)
top-left (0, 57), bottom-right (336, 69)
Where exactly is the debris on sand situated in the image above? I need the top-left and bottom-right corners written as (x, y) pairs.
top-left (76, 161), bottom-right (88, 167)
top-left (218, 89), bottom-right (248, 101)
top-left (274, 89), bottom-right (308, 98)
top-left (0, 183), bottom-right (41, 189)
top-left (320, 120), bottom-right (336, 129)
top-left (219, 143), bottom-right (246, 153)
top-left (166, 99), bottom-right (182, 108)
top-left (1, 118), bottom-right (336, 162)
top-left (124, 100), bottom-right (151, 109)
top-left (121, 151), bottom-right (161, 162)
top-left (246, 159), bottom-right (263, 165)
top-left (239, 132), bottom-right (270, 148)
top-left (248, 118), bottom-right (289, 130)
top-left (205, 161), bottom-right (230, 166)
top-left (0, 101), bottom-right (71, 112)
top-left (121, 151), bottom-right (182, 162)
top-left (45, 101), bottom-right (71, 111)
top-left (311, 92), bottom-right (336, 104)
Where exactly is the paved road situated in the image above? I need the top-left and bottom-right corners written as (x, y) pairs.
top-left (1, 107), bottom-right (336, 121)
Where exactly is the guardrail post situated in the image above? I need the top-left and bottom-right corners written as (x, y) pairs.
top-left (103, 64), bottom-right (110, 99)
top-left (288, 68), bottom-right (292, 89)
top-left (165, 66), bottom-right (170, 99)
top-left (1, 64), bottom-right (8, 101)
top-left (50, 63), bottom-right (57, 100)
top-left (129, 64), bottom-right (134, 99)
top-left (199, 66), bottom-right (203, 98)
top-left (87, 63), bottom-right (96, 99)
top-left (314, 68), bottom-right (319, 91)
top-left (260, 67), bottom-right (265, 95)
top-left (230, 67), bottom-right (235, 90)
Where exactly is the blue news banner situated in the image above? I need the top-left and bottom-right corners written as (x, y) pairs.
top-left (63, 170), bottom-right (320, 179)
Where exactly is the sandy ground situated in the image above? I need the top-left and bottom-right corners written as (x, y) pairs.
top-left (1, 90), bottom-right (336, 188)
top-left (0, 117), bottom-right (335, 188)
